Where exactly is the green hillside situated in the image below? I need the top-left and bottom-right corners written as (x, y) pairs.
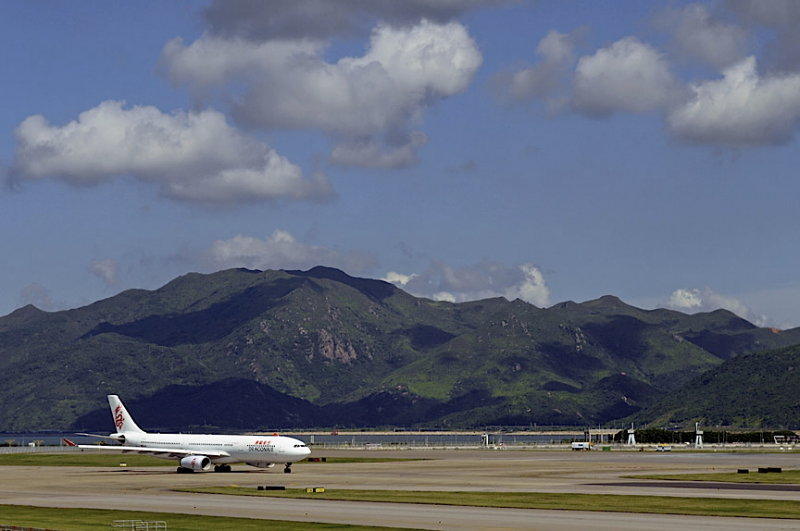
top-left (2, 266), bottom-right (799, 431)
top-left (632, 344), bottom-right (800, 428)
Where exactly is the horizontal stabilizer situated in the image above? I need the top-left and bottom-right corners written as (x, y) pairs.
top-left (76, 432), bottom-right (125, 442)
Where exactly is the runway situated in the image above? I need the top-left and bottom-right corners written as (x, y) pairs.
top-left (1, 448), bottom-right (799, 530)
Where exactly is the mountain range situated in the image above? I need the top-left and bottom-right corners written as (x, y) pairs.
top-left (1, 266), bottom-right (799, 431)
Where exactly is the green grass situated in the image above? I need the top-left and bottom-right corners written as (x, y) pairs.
top-left (0, 453), bottom-right (172, 467)
top-left (0, 505), bottom-right (421, 530)
top-left (633, 469), bottom-right (800, 484)
top-left (181, 487), bottom-right (800, 519)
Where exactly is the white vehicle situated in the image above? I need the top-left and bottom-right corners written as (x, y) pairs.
top-left (70, 395), bottom-right (310, 473)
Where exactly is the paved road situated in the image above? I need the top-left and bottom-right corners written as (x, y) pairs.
top-left (4, 490), bottom-right (800, 531)
top-left (1, 448), bottom-right (799, 530)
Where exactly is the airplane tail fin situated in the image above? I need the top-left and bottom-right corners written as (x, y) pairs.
top-left (107, 395), bottom-right (145, 434)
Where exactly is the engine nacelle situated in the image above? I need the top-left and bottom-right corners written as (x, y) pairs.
top-left (180, 455), bottom-right (211, 471)
top-left (244, 461), bottom-right (275, 468)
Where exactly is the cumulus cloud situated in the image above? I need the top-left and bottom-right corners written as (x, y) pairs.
top-left (161, 19), bottom-right (482, 168)
top-left (727, 0), bottom-right (800, 24)
top-left (206, 229), bottom-right (375, 273)
top-left (572, 37), bottom-right (684, 117)
top-left (726, 0), bottom-right (800, 72)
top-left (90, 259), bottom-right (120, 287)
top-left (11, 100), bottom-right (331, 204)
top-left (160, 37), bottom-right (324, 100)
top-left (382, 272), bottom-right (418, 287)
top-left (658, 4), bottom-right (747, 69)
top-left (493, 29), bottom-right (583, 105)
top-left (667, 57), bottom-right (800, 147)
top-left (495, 4), bottom-right (800, 152)
top-left (386, 262), bottom-right (551, 306)
top-left (203, 0), bottom-right (509, 41)
top-left (508, 264), bottom-right (550, 305)
top-left (663, 287), bottom-right (767, 326)
top-left (330, 132), bottom-right (428, 169)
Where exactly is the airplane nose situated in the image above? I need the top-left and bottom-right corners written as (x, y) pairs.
top-left (290, 439), bottom-right (311, 458)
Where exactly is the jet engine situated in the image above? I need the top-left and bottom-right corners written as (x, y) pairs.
top-left (179, 455), bottom-right (211, 471)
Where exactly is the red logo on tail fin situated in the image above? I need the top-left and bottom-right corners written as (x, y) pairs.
top-left (114, 404), bottom-right (125, 430)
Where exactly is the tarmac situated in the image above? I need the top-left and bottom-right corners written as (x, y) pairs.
top-left (1, 447), bottom-right (800, 530)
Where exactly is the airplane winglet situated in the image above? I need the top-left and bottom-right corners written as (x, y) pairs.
top-left (63, 438), bottom-right (78, 447)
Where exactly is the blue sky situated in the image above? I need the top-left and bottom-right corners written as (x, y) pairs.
top-left (3, 0), bottom-right (800, 328)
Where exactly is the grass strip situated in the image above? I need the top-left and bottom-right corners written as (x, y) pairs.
top-left (0, 453), bottom-right (172, 467)
top-left (0, 505), bottom-right (421, 531)
top-left (182, 487), bottom-right (800, 520)
top-left (633, 469), bottom-right (800, 484)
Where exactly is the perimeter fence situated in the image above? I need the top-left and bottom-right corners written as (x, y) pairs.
top-left (111, 520), bottom-right (167, 530)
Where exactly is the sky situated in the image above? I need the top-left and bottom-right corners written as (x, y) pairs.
top-left (2, 0), bottom-right (800, 329)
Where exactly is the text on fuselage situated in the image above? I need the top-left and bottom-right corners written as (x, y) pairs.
top-left (247, 440), bottom-right (275, 452)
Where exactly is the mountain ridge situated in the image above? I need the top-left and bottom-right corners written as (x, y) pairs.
top-left (2, 266), bottom-right (799, 431)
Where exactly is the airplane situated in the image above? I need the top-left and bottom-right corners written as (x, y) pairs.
top-left (68, 395), bottom-right (311, 473)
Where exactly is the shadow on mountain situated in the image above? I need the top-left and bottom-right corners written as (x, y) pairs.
top-left (81, 279), bottom-right (307, 346)
top-left (71, 378), bottom-right (327, 431)
top-left (289, 266), bottom-right (398, 301)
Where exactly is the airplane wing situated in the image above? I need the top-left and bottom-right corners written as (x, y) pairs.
top-left (72, 442), bottom-right (230, 459)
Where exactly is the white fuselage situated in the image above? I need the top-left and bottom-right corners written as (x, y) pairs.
top-left (122, 432), bottom-right (310, 465)
top-left (77, 395), bottom-right (311, 472)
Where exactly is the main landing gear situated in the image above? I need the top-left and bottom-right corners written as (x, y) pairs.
top-left (284, 463), bottom-right (293, 474)
top-left (214, 464), bottom-right (232, 472)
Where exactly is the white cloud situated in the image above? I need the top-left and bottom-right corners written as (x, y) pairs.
top-left (666, 288), bottom-right (703, 310)
top-left (432, 291), bottom-right (457, 303)
top-left (663, 287), bottom-right (767, 326)
top-left (726, 0), bottom-right (800, 70)
top-left (11, 100), bottom-right (331, 204)
top-left (659, 4), bottom-right (747, 69)
top-left (667, 57), bottom-right (800, 147)
top-left (494, 29), bottom-right (582, 104)
top-left (203, 0), bottom-right (509, 41)
top-left (727, 0), bottom-right (800, 25)
top-left (161, 20), bottom-right (482, 168)
top-left (382, 271), bottom-right (418, 286)
top-left (506, 264), bottom-right (550, 306)
top-left (386, 262), bottom-right (551, 306)
top-left (206, 230), bottom-right (375, 273)
top-left (160, 37), bottom-right (325, 100)
top-left (329, 132), bottom-right (428, 168)
top-left (572, 37), bottom-right (684, 117)
top-left (90, 259), bottom-right (119, 287)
